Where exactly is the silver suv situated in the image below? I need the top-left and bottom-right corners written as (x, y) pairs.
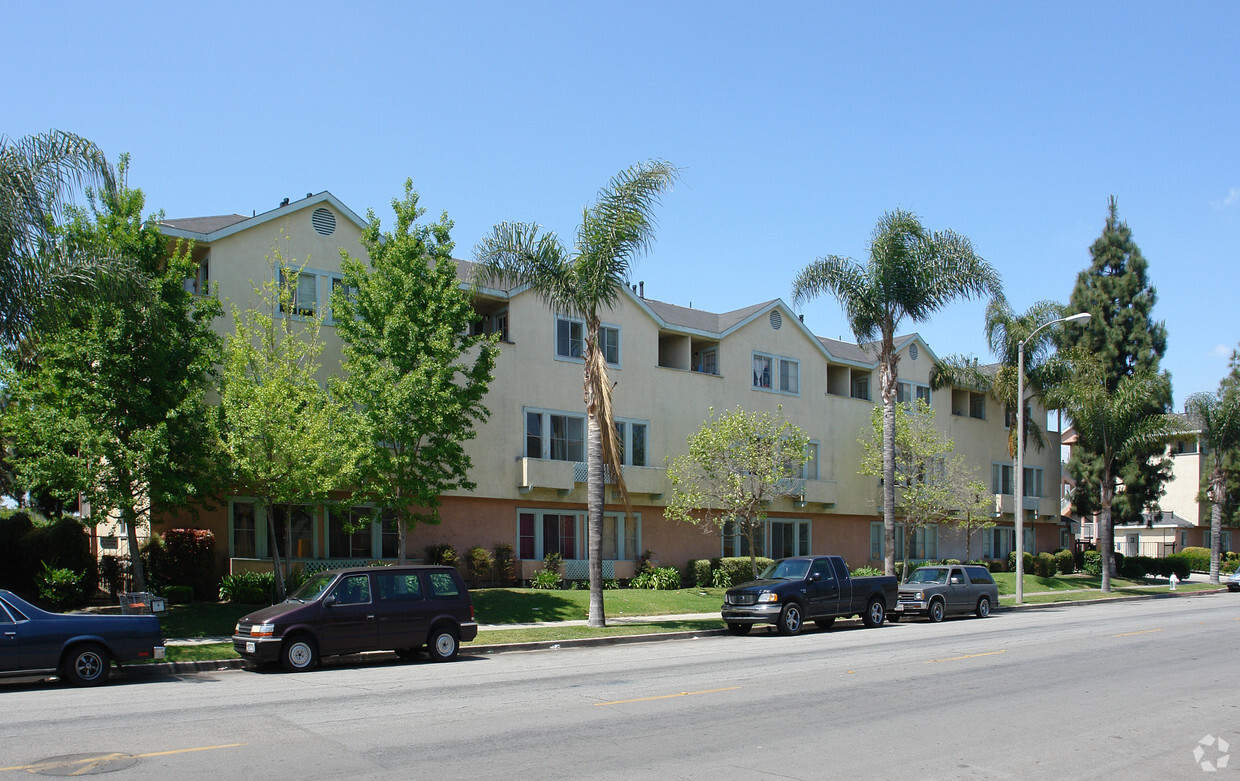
top-left (892, 565), bottom-right (998, 623)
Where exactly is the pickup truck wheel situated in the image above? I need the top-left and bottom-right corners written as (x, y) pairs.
top-left (726, 622), bottom-right (752, 636)
top-left (428, 626), bottom-right (460, 662)
top-left (776, 603), bottom-right (803, 636)
top-left (976, 596), bottom-right (991, 618)
top-left (61, 643), bottom-right (110, 686)
top-left (281, 635), bottom-right (318, 672)
top-left (927, 599), bottom-right (945, 623)
top-left (862, 598), bottom-right (886, 628)
top-left (814, 617), bottom-right (835, 630)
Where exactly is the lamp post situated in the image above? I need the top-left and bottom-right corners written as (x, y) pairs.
top-left (1014, 311), bottom-right (1091, 605)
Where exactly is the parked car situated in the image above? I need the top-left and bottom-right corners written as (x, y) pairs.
top-left (891, 564), bottom-right (999, 622)
top-left (1225, 569), bottom-right (1240, 592)
top-left (232, 565), bottom-right (478, 672)
top-left (721, 555), bottom-right (898, 636)
top-left (0, 589), bottom-right (165, 686)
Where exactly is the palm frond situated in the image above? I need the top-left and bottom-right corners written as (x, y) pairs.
top-left (791, 255), bottom-right (881, 342)
top-left (471, 221), bottom-right (576, 313)
top-left (928, 355), bottom-right (992, 391)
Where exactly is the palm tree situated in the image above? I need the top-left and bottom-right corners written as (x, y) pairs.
top-left (1045, 359), bottom-right (1182, 591)
top-left (1, 130), bottom-right (117, 346)
top-left (471, 160), bottom-right (679, 627)
top-left (930, 297), bottom-right (1066, 458)
top-left (792, 209), bottom-right (1001, 577)
top-left (1184, 388), bottom-right (1240, 584)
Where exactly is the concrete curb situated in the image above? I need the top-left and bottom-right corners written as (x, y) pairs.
top-left (131, 586), bottom-right (1230, 678)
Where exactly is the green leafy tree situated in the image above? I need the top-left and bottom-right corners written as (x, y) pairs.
top-left (0, 130), bottom-right (139, 347)
top-left (334, 182), bottom-right (495, 562)
top-left (1210, 345), bottom-right (1240, 528)
top-left (472, 160), bottom-right (679, 628)
top-left (1184, 388), bottom-right (1240, 584)
top-left (1045, 356), bottom-right (1183, 591)
top-left (792, 209), bottom-right (1001, 577)
top-left (930, 298), bottom-right (1068, 457)
top-left (1060, 197), bottom-right (1171, 524)
top-left (664, 407), bottom-right (809, 581)
top-left (950, 477), bottom-right (996, 562)
top-left (220, 244), bottom-right (351, 599)
top-left (1, 158), bottom-right (223, 590)
top-left (858, 400), bottom-right (977, 579)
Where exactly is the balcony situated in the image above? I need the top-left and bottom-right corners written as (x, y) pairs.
top-left (993, 494), bottom-right (1056, 519)
top-left (519, 458), bottom-right (575, 493)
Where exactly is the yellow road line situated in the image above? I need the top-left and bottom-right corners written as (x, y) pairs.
top-left (0, 744), bottom-right (246, 773)
top-left (925, 650), bottom-right (1007, 664)
top-left (595, 686), bottom-right (741, 706)
top-left (1112, 628), bottom-right (1163, 637)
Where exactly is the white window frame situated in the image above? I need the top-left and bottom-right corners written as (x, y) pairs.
top-left (871, 521), bottom-right (939, 560)
top-left (555, 315), bottom-right (620, 367)
top-left (693, 346), bottom-right (719, 375)
top-left (752, 351), bottom-right (800, 396)
top-left (327, 505), bottom-right (401, 559)
top-left (851, 372), bottom-right (871, 401)
top-left (525, 408), bottom-right (586, 462)
top-left (768, 518), bottom-right (812, 559)
top-left (517, 509), bottom-right (584, 561)
top-left (801, 441), bottom-right (820, 480)
top-left (615, 418), bottom-right (650, 467)
top-left (897, 381), bottom-right (932, 408)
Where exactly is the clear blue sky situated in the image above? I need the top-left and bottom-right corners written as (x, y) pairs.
top-left (6, 1), bottom-right (1237, 407)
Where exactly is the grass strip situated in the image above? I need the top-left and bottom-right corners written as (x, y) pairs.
top-left (467, 618), bottom-right (725, 645)
top-left (999, 582), bottom-right (1220, 604)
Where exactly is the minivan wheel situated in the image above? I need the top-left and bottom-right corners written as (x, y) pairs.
top-left (428, 626), bottom-right (460, 662)
top-left (927, 599), bottom-right (945, 623)
top-left (282, 636), bottom-right (318, 672)
top-left (776, 603), bottom-right (803, 636)
top-left (976, 596), bottom-right (991, 618)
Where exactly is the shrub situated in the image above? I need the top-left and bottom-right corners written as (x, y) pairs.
top-left (1222, 559), bottom-right (1239, 576)
top-left (1054, 549), bottom-right (1075, 575)
top-left (850, 566), bottom-right (883, 576)
top-left (1113, 551), bottom-right (1125, 573)
top-left (543, 551), bottom-right (563, 573)
top-left (629, 566), bottom-right (681, 590)
top-left (36, 562), bottom-right (84, 611)
top-left (1163, 553), bottom-right (1192, 580)
top-left (219, 571), bottom-right (275, 604)
top-left (711, 568), bottom-right (732, 588)
top-left (1034, 552), bottom-right (1057, 577)
top-left (0, 511), bottom-right (36, 592)
top-left (1007, 551), bottom-right (1035, 574)
top-left (164, 584), bottom-right (193, 604)
top-left (1180, 547), bottom-right (1212, 573)
top-left (1082, 550), bottom-right (1103, 576)
top-left (98, 555), bottom-right (126, 597)
top-left (635, 550), bottom-right (656, 575)
top-left (1120, 557), bottom-right (1147, 579)
top-left (493, 543), bottom-right (515, 585)
top-left (715, 556), bottom-right (773, 586)
top-left (465, 546), bottom-right (494, 586)
top-left (424, 544), bottom-right (458, 567)
top-left (689, 559), bottom-right (713, 588)
top-left (530, 568), bottom-right (561, 590)
top-left (985, 559), bottom-right (1007, 573)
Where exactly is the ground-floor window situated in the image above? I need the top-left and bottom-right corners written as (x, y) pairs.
top-left (272, 505), bottom-right (317, 559)
top-left (328, 506), bottom-right (401, 559)
top-left (230, 500), bottom-right (257, 558)
top-left (723, 518), bottom-right (809, 559)
top-left (517, 510), bottom-right (641, 560)
top-left (983, 526), bottom-right (1035, 559)
top-left (870, 522), bottom-right (939, 561)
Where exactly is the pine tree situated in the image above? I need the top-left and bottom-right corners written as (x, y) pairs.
top-left (1061, 197), bottom-right (1171, 524)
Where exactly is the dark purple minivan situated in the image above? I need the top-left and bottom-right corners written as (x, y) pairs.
top-left (232, 565), bottom-right (477, 672)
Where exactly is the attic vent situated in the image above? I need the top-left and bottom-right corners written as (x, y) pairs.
top-left (769, 310), bottom-right (783, 330)
top-left (909, 344), bottom-right (919, 361)
top-left (311, 207), bottom-right (336, 236)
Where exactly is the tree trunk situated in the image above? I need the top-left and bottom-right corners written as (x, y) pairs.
top-left (1099, 476), bottom-right (1114, 593)
top-left (586, 411), bottom-right (605, 627)
top-left (267, 501), bottom-right (286, 601)
top-left (881, 351), bottom-right (898, 577)
top-left (1209, 468), bottom-right (1224, 585)
top-left (122, 503), bottom-right (147, 593)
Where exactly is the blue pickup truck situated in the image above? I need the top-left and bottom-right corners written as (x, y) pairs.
top-left (721, 555), bottom-right (899, 635)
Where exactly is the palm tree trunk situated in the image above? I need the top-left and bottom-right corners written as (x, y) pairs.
top-left (1099, 478), bottom-right (1114, 593)
top-left (881, 356), bottom-right (898, 577)
top-left (586, 410), bottom-right (606, 628)
top-left (1209, 469), bottom-right (1223, 585)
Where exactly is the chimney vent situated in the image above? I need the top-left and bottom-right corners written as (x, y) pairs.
top-left (639, 281), bottom-right (645, 298)
top-left (280, 197), bottom-right (290, 207)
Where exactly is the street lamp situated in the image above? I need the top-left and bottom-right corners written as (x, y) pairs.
top-left (1014, 311), bottom-right (1091, 605)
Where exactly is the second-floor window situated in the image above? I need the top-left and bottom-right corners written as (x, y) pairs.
top-left (753, 352), bottom-right (800, 395)
top-left (851, 373), bottom-right (871, 400)
top-left (556, 316), bottom-right (619, 366)
top-left (526, 410), bottom-right (585, 462)
top-left (897, 382), bottom-right (931, 407)
top-left (615, 420), bottom-right (649, 467)
top-left (992, 464), bottom-right (1044, 497)
top-left (279, 269), bottom-right (319, 317)
top-left (802, 441), bottom-right (819, 480)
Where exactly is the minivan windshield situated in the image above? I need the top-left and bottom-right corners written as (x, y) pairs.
top-left (288, 573), bottom-right (335, 602)
top-left (759, 559), bottom-right (811, 580)
top-left (907, 568), bottom-right (948, 585)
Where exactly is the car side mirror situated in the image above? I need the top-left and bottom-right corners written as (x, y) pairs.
top-left (950, 578), bottom-right (961, 584)
top-left (323, 595), bottom-right (337, 607)
top-left (809, 572), bottom-right (821, 582)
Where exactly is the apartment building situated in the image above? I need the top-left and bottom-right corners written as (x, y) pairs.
top-left (154, 192), bottom-right (1066, 579)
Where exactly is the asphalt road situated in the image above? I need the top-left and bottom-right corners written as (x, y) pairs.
top-left (1, 593), bottom-right (1237, 780)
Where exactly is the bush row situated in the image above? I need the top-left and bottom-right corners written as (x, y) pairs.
top-left (0, 512), bottom-right (95, 606)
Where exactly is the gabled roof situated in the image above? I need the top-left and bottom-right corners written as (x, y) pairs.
top-left (643, 298), bottom-right (776, 335)
top-left (159, 191), bottom-right (367, 243)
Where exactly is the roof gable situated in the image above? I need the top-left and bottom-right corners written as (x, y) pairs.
top-left (159, 191), bottom-right (366, 243)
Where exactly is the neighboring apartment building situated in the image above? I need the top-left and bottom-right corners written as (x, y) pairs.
top-left (150, 192), bottom-right (1066, 580)
top-left (1066, 422), bottom-right (1235, 557)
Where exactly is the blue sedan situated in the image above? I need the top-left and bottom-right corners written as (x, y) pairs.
top-left (0, 590), bottom-right (165, 685)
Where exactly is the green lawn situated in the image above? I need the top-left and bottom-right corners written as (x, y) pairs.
top-left (998, 582), bottom-right (1219, 604)
top-left (989, 572), bottom-right (1168, 595)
